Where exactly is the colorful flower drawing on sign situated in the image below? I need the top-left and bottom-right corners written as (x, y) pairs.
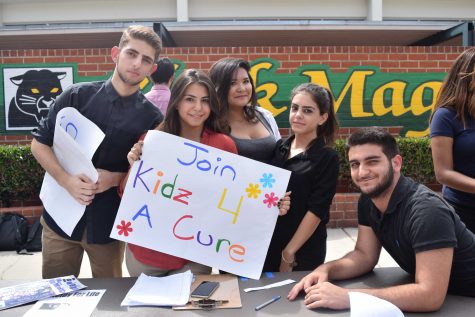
top-left (117, 220), bottom-right (133, 237)
top-left (263, 192), bottom-right (279, 208)
top-left (260, 173), bottom-right (276, 188)
top-left (246, 183), bottom-right (262, 199)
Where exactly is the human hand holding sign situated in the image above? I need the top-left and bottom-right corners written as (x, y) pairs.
top-left (278, 191), bottom-right (291, 216)
top-left (127, 141), bottom-right (144, 165)
top-left (62, 173), bottom-right (97, 205)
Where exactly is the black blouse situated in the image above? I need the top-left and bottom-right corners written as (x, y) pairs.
top-left (230, 110), bottom-right (276, 164)
top-left (263, 135), bottom-right (339, 271)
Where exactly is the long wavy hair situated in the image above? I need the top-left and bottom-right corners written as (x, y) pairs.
top-left (158, 69), bottom-right (228, 135)
top-left (430, 47), bottom-right (475, 127)
top-left (209, 58), bottom-right (259, 132)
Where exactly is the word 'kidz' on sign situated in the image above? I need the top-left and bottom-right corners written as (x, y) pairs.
top-left (111, 131), bottom-right (291, 279)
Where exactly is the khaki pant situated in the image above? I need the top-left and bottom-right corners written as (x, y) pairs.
top-left (41, 217), bottom-right (125, 279)
top-left (125, 245), bottom-right (211, 277)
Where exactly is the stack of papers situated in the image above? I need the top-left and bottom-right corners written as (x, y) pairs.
top-left (121, 270), bottom-right (193, 307)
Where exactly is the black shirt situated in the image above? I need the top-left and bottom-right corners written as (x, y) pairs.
top-left (358, 175), bottom-right (475, 297)
top-left (230, 110), bottom-right (277, 164)
top-left (263, 136), bottom-right (339, 271)
top-left (32, 79), bottom-right (163, 243)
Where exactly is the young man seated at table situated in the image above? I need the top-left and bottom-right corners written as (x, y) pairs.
top-left (288, 127), bottom-right (475, 312)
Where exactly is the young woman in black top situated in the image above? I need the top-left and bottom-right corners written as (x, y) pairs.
top-left (263, 83), bottom-right (340, 272)
top-left (208, 57), bottom-right (281, 164)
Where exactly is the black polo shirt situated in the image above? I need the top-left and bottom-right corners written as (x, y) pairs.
top-left (264, 135), bottom-right (339, 271)
top-left (32, 79), bottom-right (163, 243)
top-left (358, 175), bottom-right (475, 296)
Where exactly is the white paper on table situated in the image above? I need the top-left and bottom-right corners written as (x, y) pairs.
top-left (243, 279), bottom-right (296, 292)
top-left (39, 107), bottom-right (104, 236)
top-left (349, 292), bottom-right (404, 317)
top-left (121, 271), bottom-right (193, 307)
top-left (23, 289), bottom-right (105, 317)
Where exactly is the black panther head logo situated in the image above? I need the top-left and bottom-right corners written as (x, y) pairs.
top-left (7, 69), bottom-right (66, 129)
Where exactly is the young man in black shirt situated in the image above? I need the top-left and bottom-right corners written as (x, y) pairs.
top-left (288, 127), bottom-right (475, 312)
top-left (31, 25), bottom-right (163, 278)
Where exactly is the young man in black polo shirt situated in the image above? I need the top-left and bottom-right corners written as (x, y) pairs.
top-left (288, 127), bottom-right (475, 312)
top-left (31, 25), bottom-right (163, 278)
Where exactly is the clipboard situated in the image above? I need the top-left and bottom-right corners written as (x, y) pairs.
top-left (173, 274), bottom-right (242, 310)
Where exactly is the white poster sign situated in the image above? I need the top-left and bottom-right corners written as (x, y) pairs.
top-left (39, 107), bottom-right (105, 236)
top-left (111, 131), bottom-right (291, 279)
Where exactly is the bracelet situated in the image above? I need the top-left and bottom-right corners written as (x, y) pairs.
top-left (281, 251), bottom-right (297, 267)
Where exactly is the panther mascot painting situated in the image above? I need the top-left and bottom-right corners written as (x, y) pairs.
top-left (7, 69), bottom-right (66, 129)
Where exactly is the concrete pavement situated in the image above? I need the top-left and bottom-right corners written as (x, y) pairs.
top-left (0, 228), bottom-right (398, 280)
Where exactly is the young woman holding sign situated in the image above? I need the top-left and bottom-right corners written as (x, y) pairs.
top-left (208, 57), bottom-right (290, 207)
top-left (263, 83), bottom-right (340, 273)
top-left (122, 69), bottom-right (238, 276)
top-left (209, 58), bottom-right (291, 275)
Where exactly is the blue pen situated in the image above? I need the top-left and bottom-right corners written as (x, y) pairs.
top-left (254, 295), bottom-right (281, 311)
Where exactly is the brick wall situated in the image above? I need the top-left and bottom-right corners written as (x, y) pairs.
top-left (0, 134), bottom-right (32, 145)
top-left (1, 45), bottom-right (455, 226)
top-left (1, 45), bottom-right (465, 78)
top-left (160, 46), bottom-right (464, 74)
top-left (0, 206), bottom-right (43, 224)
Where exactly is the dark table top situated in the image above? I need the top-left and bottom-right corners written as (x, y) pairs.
top-left (2, 267), bottom-right (475, 316)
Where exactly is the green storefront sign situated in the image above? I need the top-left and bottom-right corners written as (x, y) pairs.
top-left (0, 59), bottom-right (446, 137)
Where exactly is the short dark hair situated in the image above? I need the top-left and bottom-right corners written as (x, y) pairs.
top-left (119, 25), bottom-right (162, 61)
top-left (150, 57), bottom-right (175, 84)
top-left (346, 127), bottom-right (399, 160)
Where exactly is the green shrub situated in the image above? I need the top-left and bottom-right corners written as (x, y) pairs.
top-left (335, 137), bottom-right (435, 185)
top-left (396, 137), bottom-right (434, 184)
top-left (0, 138), bottom-right (436, 206)
top-left (0, 145), bottom-right (44, 207)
